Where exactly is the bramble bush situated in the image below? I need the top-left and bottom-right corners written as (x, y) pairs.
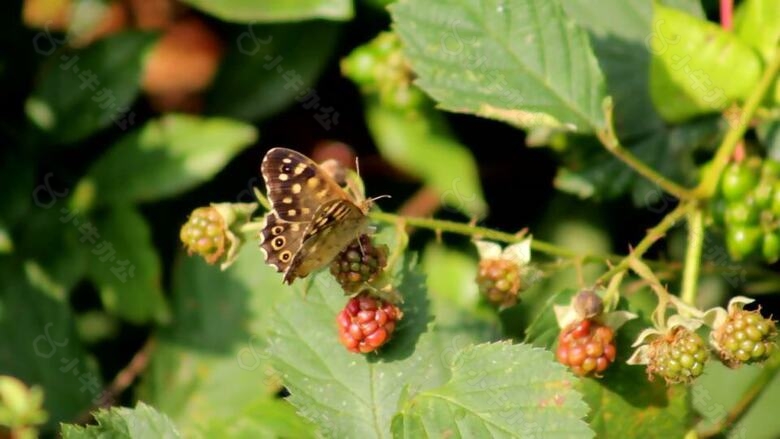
top-left (2, 0), bottom-right (780, 438)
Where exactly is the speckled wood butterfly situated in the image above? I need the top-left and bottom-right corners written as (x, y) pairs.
top-left (259, 147), bottom-right (372, 284)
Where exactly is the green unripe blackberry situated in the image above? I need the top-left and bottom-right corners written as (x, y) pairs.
top-left (762, 232), bottom-right (780, 263)
top-left (647, 327), bottom-right (709, 384)
top-left (720, 162), bottom-right (759, 202)
top-left (180, 206), bottom-right (226, 264)
top-left (713, 307), bottom-right (777, 367)
top-left (726, 225), bottom-right (762, 261)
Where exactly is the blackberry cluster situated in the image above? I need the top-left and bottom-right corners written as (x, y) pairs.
top-left (712, 307), bottom-right (777, 367)
top-left (711, 158), bottom-right (780, 262)
top-left (330, 235), bottom-right (388, 293)
top-left (337, 292), bottom-right (402, 353)
top-left (179, 206), bottom-right (226, 264)
top-left (646, 327), bottom-right (709, 384)
top-left (476, 258), bottom-right (522, 308)
top-left (556, 319), bottom-right (617, 377)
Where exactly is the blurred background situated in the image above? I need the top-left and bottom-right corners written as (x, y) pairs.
top-left (2, 0), bottom-right (779, 437)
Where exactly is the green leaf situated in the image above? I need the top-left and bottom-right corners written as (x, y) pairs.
top-left (138, 243), bottom-right (308, 436)
top-left (85, 205), bottom-right (169, 324)
top-left (207, 21), bottom-right (340, 122)
top-left (15, 206), bottom-right (88, 299)
top-left (0, 261), bottom-right (99, 431)
top-left (649, 4), bottom-right (763, 122)
top-left (180, 0), bottom-right (353, 22)
top-left (735, 0), bottom-right (780, 63)
top-left (694, 359), bottom-right (780, 439)
top-left (26, 32), bottom-right (157, 146)
top-left (366, 102), bottom-right (487, 217)
top-left (391, 342), bottom-right (592, 438)
top-left (196, 399), bottom-right (317, 439)
top-left (391, 0), bottom-right (608, 133)
top-left (61, 401), bottom-right (180, 438)
top-left (269, 255), bottom-right (453, 437)
top-left (74, 115), bottom-right (257, 209)
top-left (559, 0), bottom-right (664, 139)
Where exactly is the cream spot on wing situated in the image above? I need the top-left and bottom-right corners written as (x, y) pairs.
top-left (288, 209), bottom-right (297, 216)
top-left (282, 158), bottom-right (292, 164)
top-left (290, 223), bottom-right (300, 232)
top-left (307, 177), bottom-right (319, 188)
top-left (279, 174), bottom-right (289, 181)
top-left (294, 163), bottom-right (307, 175)
top-left (282, 197), bottom-right (293, 204)
top-left (302, 207), bottom-right (311, 215)
top-left (316, 188), bottom-right (329, 199)
top-left (292, 183), bottom-right (302, 194)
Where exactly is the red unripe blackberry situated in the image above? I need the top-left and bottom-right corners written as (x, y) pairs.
top-left (337, 292), bottom-right (402, 353)
top-left (556, 319), bottom-right (617, 377)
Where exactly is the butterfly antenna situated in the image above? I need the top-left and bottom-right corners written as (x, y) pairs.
top-left (369, 194), bottom-right (392, 204)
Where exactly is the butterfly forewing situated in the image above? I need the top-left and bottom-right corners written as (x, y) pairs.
top-left (261, 148), bottom-right (351, 223)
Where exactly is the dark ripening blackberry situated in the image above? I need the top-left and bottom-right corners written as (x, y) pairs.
top-left (556, 319), bottom-right (617, 377)
top-left (476, 258), bottom-right (521, 308)
top-left (337, 292), bottom-right (402, 353)
top-left (713, 307), bottom-right (777, 367)
top-left (330, 235), bottom-right (388, 293)
top-left (646, 327), bottom-right (709, 384)
top-left (180, 206), bottom-right (226, 264)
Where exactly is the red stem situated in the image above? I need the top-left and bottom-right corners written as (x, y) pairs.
top-left (720, 0), bottom-right (733, 31)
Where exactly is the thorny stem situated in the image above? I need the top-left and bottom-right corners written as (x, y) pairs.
top-left (681, 207), bottom-right (704, 305)
top-left (596, 202), bottom-right (695, 284)
top-left (369, 211), bottom-right (621, 263)
top-left (597, 100), bottom-right (695, 200)
top-left (695, 45), bottom-right (780, 198)
top-left (75, 337), bottom-right (157, 423)
top-left (699, 352), bottom-right (780, 438)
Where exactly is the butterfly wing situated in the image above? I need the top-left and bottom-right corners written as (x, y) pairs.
top-left (261, 147), bottom-right (351, 223)
top-left (258, 211), bottom-right (305, 275)
top-left (284, 199), bottom-right (369, 284)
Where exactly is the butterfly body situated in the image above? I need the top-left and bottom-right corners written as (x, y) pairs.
top-left (259, 147), bottom-right (371, 284)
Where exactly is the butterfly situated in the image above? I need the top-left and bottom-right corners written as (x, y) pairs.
top-left (259, 147), bottom-right (373, 285)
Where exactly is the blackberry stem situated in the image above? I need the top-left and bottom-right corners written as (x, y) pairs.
top-left (681, 207), bottom-right (704, 306)
top-left (694, 45), bottom-right (780, 199)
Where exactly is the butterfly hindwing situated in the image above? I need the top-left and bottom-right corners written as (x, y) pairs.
top-left (261, 147), bottom-right (350, 223)
top-left (259, 211), bottom-right (305, 274)
top-left (284, 199), bottom-right (369, 284)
